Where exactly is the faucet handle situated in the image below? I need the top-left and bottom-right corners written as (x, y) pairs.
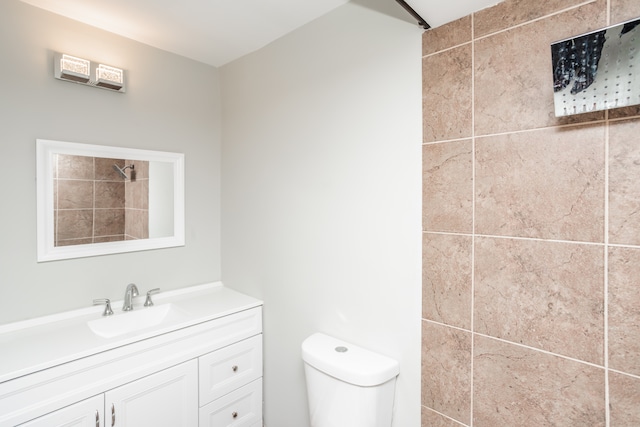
top-left (93, 298), bottom-right (114, 316)
top-left (144, 288), bottom-right (160, 307)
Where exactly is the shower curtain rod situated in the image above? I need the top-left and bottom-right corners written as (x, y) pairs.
top-left (394, 0), bottom-right (431, 29)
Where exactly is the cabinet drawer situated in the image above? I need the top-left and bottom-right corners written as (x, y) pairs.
top-left (199, 379), bottom-right (262, 427)
top-left (199, 334), bottom-right (262, 405)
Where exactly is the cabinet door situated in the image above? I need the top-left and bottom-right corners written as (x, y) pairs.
top-left (19, 395), bottom-right (104, 427)
top-left (105, 360), bottom-right (197, 427)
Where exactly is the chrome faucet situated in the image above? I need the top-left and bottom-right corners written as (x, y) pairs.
top-left (123, 283), bottom-right (139, 311)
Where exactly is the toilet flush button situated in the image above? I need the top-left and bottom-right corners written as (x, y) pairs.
top-left (335, 346), bottom-right (348, 353)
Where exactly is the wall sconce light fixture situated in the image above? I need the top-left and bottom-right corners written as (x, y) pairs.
top-left (95, 64), bottom-right (124, 90)
top-left (59, 54), bottom-right (90, 83)
top-left (54, 52), bottom-right (126, 93)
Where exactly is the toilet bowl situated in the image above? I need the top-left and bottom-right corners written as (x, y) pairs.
top-left (302, 333), bottom-right (400, 427)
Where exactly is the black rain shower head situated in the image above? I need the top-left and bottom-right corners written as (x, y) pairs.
top-left (113, 164), bottom-right (134, 179)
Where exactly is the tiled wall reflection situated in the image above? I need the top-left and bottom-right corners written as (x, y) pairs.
top-left (422, 0), bottom-right (640, 425)
top-left (54, 155), bottom-right (148, 246)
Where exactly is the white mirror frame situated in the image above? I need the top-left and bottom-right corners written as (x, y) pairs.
top-left (36, 139), bottom-right (185, 262)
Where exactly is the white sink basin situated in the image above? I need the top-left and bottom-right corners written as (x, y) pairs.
top-left (88, 303), bottom-right (188, 338)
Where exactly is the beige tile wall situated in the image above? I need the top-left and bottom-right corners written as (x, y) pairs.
top-left (422, 0), bottom-right (640, 425)
top-left (54, 155), bottom-right (148, 245)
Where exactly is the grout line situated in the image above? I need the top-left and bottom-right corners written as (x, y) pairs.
top-left (604, 107), bottom-right (610, 427)
top-left (422, 405), bottom-right (469, 426)
top-left (424, 114), bottom-right (640, 147)
top-left (608, 241), bottom-right (640, 249)
top-left (423, 230), bottom-right (475, 237)
top-left (424, 231), bottom-right (640, 251)
top-left (423, 231), bottom-right (607, 248)
top-left (473, 0), bottom-right (598, 43)
top-left (469, 12), bottom-right (476, 427)
top-left (422, 40), bottom-right (472, 59)
top-left (423, 136), bottom-right (473, 146)
top-left (422, 318), bottom-right (471, 334)
top-left (424, 317), bottom-right (611, 371)
top-left (473, 332), bottom-right (609, 370)
top-left (608, 367), bottom-right (640, 380)
top-left (473, 119), bottom-right (608, 139)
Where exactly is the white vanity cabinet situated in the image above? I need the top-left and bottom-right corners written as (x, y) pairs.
top-left (0, 284), bottom-right (263, 427)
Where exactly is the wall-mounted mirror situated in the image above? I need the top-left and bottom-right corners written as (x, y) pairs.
top-left (36, 139), bottom-right (185, 262)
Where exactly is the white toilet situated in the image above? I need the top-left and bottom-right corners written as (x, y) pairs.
top-left (302, 333), bottom-right (400, 427)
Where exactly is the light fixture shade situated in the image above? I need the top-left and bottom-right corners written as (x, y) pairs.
top-left (59, 54), bottom-right (90, 83)
top-left (95, 64), bottom-right (124, 90)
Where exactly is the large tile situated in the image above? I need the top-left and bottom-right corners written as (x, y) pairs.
top-left (125, 209), bottom-right (149, 239)
top-left (422, 321), bottom-right (471, 425)
top-left (96, 157), bottom-right (127, 181)
top-left (422, 407), bottom-right (467, 427)
top-left (475, 237), bottom-right (604, 364)
top-left (423, 16), bottom-right (471, 56)
top-left (56, 154), bottom-right (94, 180)
top-left (57, 209), bottom-right (93, 240)
top-left (474, 0), bottom-right (595, 38)
top-left (608, 247), bottom-right (640, 376)
top-left (95, 181), bottom-right (125, 209)
top-left (423, 233), bottom-right (472, 329)
top-left (474, 0), bottom-right (607, 135)
top-left (130, 160), bottom-right (149, 180)
top-left (423, 140), bottom-right (473, 233)
top-left (125, 179), bottom-right (149, 210)
top-left (423, 45), bottom-right (472, 142)
top-left (609, 118), bottom-right (640, 245)
top-left (475, 125), bottom-right (605, 242)
top-left (609, 371), bottom-right (640, 426)
top-left (473, 336), bottom-right (606, 427)
top-left (94, 209), bottom-right (125, 237)
top-left (57, 180), bottom-right (94, 210)
top-left (610, 0), bottom-right (640, 24)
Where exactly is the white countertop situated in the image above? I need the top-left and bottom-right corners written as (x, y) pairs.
top-left (0, 282), bottom-right (262, 384)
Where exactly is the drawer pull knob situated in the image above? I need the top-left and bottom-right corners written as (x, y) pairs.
top-left (232, 411), bottom-right (238, 418)
top-left (232, 365), bottom-right (238, 372)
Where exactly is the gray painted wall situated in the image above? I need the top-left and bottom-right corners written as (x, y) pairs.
top-left (220, 3), bottom-right (422, 426)
top-left (0, 0), bottom-right (222, 324)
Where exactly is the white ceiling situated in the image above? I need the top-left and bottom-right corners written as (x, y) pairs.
top-left (20, 0), bottom-right (500, 67)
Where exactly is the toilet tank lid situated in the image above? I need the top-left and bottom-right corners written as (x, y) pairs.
top-left (301, 333), bottom-right (399, 387)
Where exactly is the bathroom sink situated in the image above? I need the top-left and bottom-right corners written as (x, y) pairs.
top-left (87, 303), bottom-right (188, 338)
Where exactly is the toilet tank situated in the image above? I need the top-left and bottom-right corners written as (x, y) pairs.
top-left (301, 333), bottom-right (400, 427)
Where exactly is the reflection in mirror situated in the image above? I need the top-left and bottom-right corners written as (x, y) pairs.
top-left (37, 139), bottom-right (184, 262)
top-left (54, 154), bottom-right (151, 247)
top-left (551, 17), bottom-right (640, 116)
